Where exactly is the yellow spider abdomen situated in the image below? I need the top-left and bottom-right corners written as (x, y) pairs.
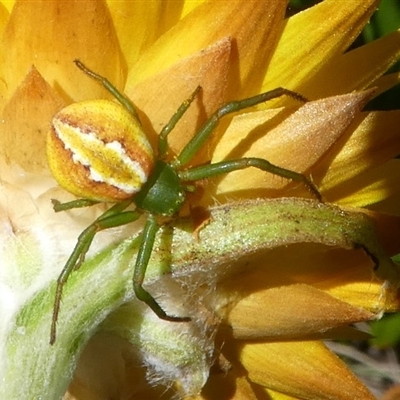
top-left (47, 99), bottom-right (154, 202)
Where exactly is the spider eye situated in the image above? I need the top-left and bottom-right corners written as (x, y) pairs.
top-left (47, 99), bottom-right (154, 202)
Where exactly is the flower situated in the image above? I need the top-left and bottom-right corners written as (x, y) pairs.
top-left (0, 0), bottom-right (400, 399)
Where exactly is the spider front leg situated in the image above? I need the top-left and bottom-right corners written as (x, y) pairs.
top-left (50, 200), bottom-right (141, 344)
top-left (176, 87), bottom-right (308, 167)
top-left (180, 158), bottom-right (321, 201)
top-left (133, 214), bottom-right (191, 322)
top-left (74, 59), bottom-right (140, 120)
top-left (158, 86), bottom-right (201, 157)
top-left (173, 87), bottom-right (320, 199)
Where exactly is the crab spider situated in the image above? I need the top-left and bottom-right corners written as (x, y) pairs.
top-left (47, 60), bottom-right (320, 344)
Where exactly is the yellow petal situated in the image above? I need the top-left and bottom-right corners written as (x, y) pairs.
top-left (240, 341), bottom-right (375, 399)
top-left (0, 67), bottom-right (64, 172)
top-left (0, 1), bottom-right (13, 12)
top-left (223, 284), bottom-right (374, 340)
top-left (327, 160), bottom-right (400, 207)
top-left (305, 29), bottom-right (400, 98)
top-left (0, 0), bottom-right (123, 102)
top-left (367, 160), bottom-right (400, 215)
top-left (0, 2), bottom-right (8, 42)
top-left (127, 0), bottom-right (288, 96)
top-left (212, 91), bottom-right (373, 197)
top-left (180, 1), bottom-right (205, 18)
top-left (373, 71), bottom-right (400, 97)
top-left (263, 0), bottom-right (379, 94)
top-left (317, 110), bottom-right (400, 198)
top-left (108, 0), bottom-right (207, 71)
top-left (107, 1), bottom-right (164, 70)
top-left (262, 389), bottom-right (300, 400)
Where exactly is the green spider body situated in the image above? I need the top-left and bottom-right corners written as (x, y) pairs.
top-left (134, 160), bottom-right (186, 216)
top-left (47, 60), bottom-right (320, 344)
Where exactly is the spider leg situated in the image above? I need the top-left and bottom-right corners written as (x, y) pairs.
top-left (74, 59), bottom-right (140, 121)
top-left (158, 86), bottom-right (201, 157)
top-left (180, 158), bottom-right (321, 201)
top-left (50, 201), bottom-right (141, 344)
top-left (51, 198), bottom-right (100, 212)
top-left (176, 88), bottom-right (307, 167)
top-left (133, 214), bottom-right (191, 322)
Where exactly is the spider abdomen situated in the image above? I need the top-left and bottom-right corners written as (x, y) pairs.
top-left (47, 99), bottom-right (154, 202)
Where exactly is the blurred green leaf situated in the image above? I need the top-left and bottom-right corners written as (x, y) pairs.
top-left (370, 313), bottom-right (400, 348)
top-left (363, 0), bottom-right (400, 42)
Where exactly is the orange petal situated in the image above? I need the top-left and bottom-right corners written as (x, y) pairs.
top-left (0, 67), bottom-right (64, 172)
top-left (359, 208), bottom-right (400, 258)
top-left (223, 284), bottom-right (374, 340)
top-left (216, 240), bottom-right (397, 313)
top-left (212, 90), bottom-right (373, 197)
top-left (127, 39), bottom-right (231, 157)
top-left (306, 246), bottom-right (400, 312)
top-left (197, 364), bottom-right (259, 400)
top-left (0, 0), bottom-right (123, 102)
top-left (240, 341), bottom-right (375, 399)
top-left (232, 376), bottom-right (260, 400)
